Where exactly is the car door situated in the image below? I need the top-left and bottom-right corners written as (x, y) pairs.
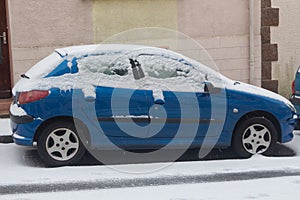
top-left (94, 86), bottom-right (150, 139)
top-left (147, 90), bottom-right (212, 139)
top-left (75, 54), bottom-right (151, 149)
top-left (133, 53), bottom-right (225, 148)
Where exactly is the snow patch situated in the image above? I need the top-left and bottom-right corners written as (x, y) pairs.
top-left (12, 133), bottom-right (25, 140)
top-left (0, 118), bottom-right (12, 136)
top-left (153, 89), bottom-right (164, 102)
top-left (113, 115), bottom-right (149, 118)
top-left (67, 61), bottom-right (72, 69)
top-left (12, 45), bottom-right (229, 99)
top-left (10, 103), bottom-right (27, 116)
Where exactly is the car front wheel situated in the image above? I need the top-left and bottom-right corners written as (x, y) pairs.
top-left (37, 121), bottom-right (86, 167)
top-left (232, 116), bottom-right (277, 158)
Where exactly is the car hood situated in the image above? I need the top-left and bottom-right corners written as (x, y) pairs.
top-left (226, 82), bottom-right (295, 111)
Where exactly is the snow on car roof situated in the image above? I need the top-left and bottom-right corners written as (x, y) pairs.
top-left (55, 44), bottom-right (148, 57)
top-left (13, 44), bottom-right (229, 98)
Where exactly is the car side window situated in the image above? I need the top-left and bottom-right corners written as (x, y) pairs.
top-left (77, 54), bottom-right (129, 77)
top-left (136, 55), bottom-right (191, 79)
top-left (132, 54), bottom-right (206, 92)
top-left (76, 52), bottom-right (216, 92)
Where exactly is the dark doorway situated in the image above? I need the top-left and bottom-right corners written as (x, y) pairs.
top-left (0, 0), bottom-right (11, 98)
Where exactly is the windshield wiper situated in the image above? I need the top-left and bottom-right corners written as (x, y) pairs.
top-left (21, 74), bottom-right (30, 79)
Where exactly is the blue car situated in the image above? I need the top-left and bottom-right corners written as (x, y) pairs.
top-left (10, 44), bottom-right (296, 166)
top-left (291, 66), bottom-right (300, 129)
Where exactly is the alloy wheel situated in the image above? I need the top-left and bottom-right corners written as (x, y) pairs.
top-left (45, 128), bottom-right (80, 161)
top-left (242, 124), bottom-right (271, 154)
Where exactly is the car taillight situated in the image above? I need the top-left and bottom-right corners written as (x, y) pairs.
top-left (292, 80), bottom-right (295, 94)
top-left (18, 90), bottom-right (49, 104)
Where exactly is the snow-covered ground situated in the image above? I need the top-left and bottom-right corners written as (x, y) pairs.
top-left (0, 118), bottom-right (11, 136)
top-left (5, 176), bottom-right (300, 200)
top-left (1, 118), bottom-right (300, 199)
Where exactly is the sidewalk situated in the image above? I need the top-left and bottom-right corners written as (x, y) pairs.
top-left (0, 118), bottom-right (12, 143)
top-left (0, 118), bottom-right (11, 136)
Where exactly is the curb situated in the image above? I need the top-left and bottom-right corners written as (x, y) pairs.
top-left (1, 169), bottom-right (300, 195)
top-left (0, 135), bottom-right (13, 144)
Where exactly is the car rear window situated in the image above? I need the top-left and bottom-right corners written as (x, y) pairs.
top-left (24, 52), bottom-right (63, 79)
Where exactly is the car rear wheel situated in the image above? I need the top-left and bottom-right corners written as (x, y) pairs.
top-left (232, 117), bottom-right (277, 158)
top-left (37, 121), bottom-right (86, 167)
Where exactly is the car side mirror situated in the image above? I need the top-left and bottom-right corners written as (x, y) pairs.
top-left (204, 82), bottom-right (221, 94)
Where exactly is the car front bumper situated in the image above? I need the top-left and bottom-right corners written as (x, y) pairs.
top-left (291, 94), bottom-right (300, 116)
top-left (280, 113), bottom-right (298, 143)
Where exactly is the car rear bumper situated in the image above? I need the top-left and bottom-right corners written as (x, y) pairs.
top-left (10, 112), bottom-right (34, 124)
top-left (12, 132), bottom-right (34, 146)
top-left (10, 113), bottom-right (43, 146)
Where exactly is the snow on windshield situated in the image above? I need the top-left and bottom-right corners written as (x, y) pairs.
top-left (13, 46), bottom-right (227, 98)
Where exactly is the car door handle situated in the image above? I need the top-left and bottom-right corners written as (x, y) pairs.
top-left (154, 99), bottom-right (165, 105)
top-left (85, 96), bottom-right (95, 102)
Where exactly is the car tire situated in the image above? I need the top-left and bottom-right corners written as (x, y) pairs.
top-left (37, 121), bottom-right (86, 167)
top-left (232, 117), bottom-right (277, 158)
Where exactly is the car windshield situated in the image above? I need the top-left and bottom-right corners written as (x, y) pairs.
top-left (24, 52), bottom-right (63, 79)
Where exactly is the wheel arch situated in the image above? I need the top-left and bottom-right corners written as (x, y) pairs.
top-left (33, 116), bottom-right (88, 142)
top-left (232, 110), bottom-right (281, 143)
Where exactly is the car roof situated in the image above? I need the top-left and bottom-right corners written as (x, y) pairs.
top-left (54, 44), bottom-right (227, 82)
top-left (55, 44), bottom-right (149, 57)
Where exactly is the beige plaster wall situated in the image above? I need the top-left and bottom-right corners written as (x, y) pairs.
top-left (93, 0), bottom-right (261, 85)
top-left (7, 0), bottom-right (261, 87)
top-left (8, 0), bottom-right (94, 84)
top-left (177, 0), bottom-right (261, 85)
top-left (271, 0), bottom-right (300, 97)
top-left (92, 0), bottom-right (177, 43)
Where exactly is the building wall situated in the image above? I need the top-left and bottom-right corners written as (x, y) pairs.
top-left (177, 0), bottom-right (261, 85)
top-left (92, 0), bottom-right (261, 86)
top-left (272, 0), bottom-right (300, 97)
top-left (261, 0), bottom-right (280, 93)
top-left (7, 0), bottom-right (261, 87)
top-left (93, 0), bottom-right (177, 43)
top-left (7, 0), bottom-right (94, 83)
